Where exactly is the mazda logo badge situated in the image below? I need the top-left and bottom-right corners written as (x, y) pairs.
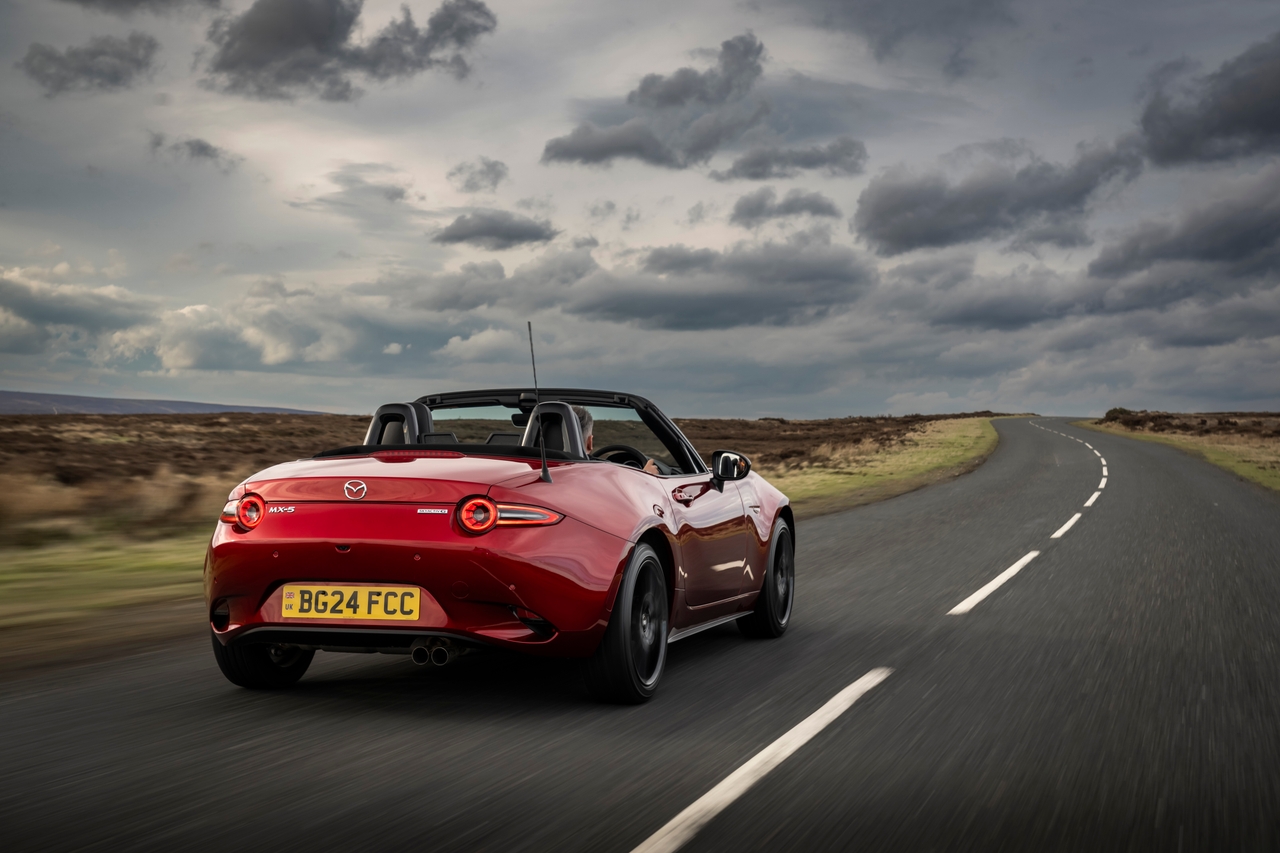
top-left (343, 480), bottom-right (367, 500)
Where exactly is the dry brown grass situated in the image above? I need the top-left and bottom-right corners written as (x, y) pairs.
top-left (1079, 416), bottom-right (1280, 493)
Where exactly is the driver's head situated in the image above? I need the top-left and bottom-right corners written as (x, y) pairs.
top-left (571, 405), bottom-right (593, 454)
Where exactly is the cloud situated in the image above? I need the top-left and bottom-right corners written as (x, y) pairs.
top-left (626, 32), bottom-right (764, 108)
top-left (711, 137), bottom-right (868, 181)
top-left (432, 209), bottom-right (559, 249)
top-left (0, 267), bottom-right (157, 344)
top-left (1089, 166), bottom-right (1280, 280)
top-left (853, 138), bottom-right (1143, 255)
top-left (541, 33), bottom-right (769, 169)
top-left (1139, 30), bottom-right (1280, 165)
top-left (289, 163), bottom-right (419, 232)
top-left (148, 132), bottom-right (242, 173)
top-left (54, 0), bottom-right (220, 13)
top-left (541, 118), bottom-right (681, 168)
top-left (19, 32), bottom-right (159, 96)
top-left (729, 187), bottom-right (842, 227)
top-left (203, 0), bottom-right (496, 102)
top-left (446, 156), bottom-right (508, 192)
top-left (772, 0), bottom-right (1015, 77)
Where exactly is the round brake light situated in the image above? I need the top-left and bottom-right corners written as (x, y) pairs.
top-left (458, 496), bottom-right (498, 534)
top-left (236, 494), bottom-right (266, 529)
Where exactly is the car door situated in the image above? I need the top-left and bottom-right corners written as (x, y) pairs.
top-left (667, 474), bottom-right (749, 607)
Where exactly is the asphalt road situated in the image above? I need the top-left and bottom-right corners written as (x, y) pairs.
top-left (3, 417), bottom-right (1279, 852)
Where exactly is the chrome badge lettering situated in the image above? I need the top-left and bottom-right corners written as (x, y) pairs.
top-left (344, 480), bottom-right (367, 500)
top-left (268, 506), bottom-right (295, 514)
top-left (417, 508), bottom-right (448, 515)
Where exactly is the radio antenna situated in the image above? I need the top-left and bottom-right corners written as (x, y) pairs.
top-left (528, 321), bottom-right (551, 483)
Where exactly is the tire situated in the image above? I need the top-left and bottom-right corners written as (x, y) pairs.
top-left (211, 631), bottom-right (315, 689)
top-left (584, 543), bottom-right (669, 704)
top-left (739, 520), bottom-right (794, 639)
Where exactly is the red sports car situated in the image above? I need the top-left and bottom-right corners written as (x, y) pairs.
top-left (207, 388), bottom-right (794, 702)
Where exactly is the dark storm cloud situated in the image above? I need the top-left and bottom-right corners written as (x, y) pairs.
top-left (854, 139), bottom-right (1144, 255)
top-left (541, 119), bottom-right (680, 167)
top-left (1089, 168), bottom-right (1280, 279)
top-left (1139, 30), bottom-right (1280, 165)
top-left (711, 137), bottom-right (867, 181)
top-left (203, 0), bottom-right (496, 101)
top-left (577, 235), bottom-right (875, 329)
top-left (393, 231), bottom-right (873, 329)
top-left (729, 187), bottom-right (842, 227)
top-left (148, 132), bottom-right (242, 173)
top-left (19, 32), bottom-right (159, 96)
top-left (774, 0), bottom-right (1015, 76)
top-left (542, 34), bottom-right (768, 169)
top-left (627, 33), bottom-right (764, 108)
top-left (432, 209), bottom-right (559, 250)
top-left (55, 0), bottom-right (220, 13)
top-left (0, 276), bottom-right (156, 334)
top-left (446, 156), bottom-right (508, 193)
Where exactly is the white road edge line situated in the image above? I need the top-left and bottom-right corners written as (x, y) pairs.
top-left (1051, 513), bottom-right (1082, 539)
top-left (1085, 491), bottom-right (1100, 507)
top-left (1099, 477), bottom-right (1107, 488)
top-left (630, 668), bottom-right (894, 853)
top-left (947, 551), bottom-right (1040, 615)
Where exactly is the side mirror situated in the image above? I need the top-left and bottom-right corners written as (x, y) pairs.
top-left (711, 450), bottom-right (751, 483)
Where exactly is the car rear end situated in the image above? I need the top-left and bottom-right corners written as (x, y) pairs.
top-left (206, 449), bottom-right (630, 663)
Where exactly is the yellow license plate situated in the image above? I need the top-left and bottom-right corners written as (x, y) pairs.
top-left (281, 584), bottom-right (422, 620)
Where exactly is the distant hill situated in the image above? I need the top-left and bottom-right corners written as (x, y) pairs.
top-left (0, 390), bottom-right (326, 416)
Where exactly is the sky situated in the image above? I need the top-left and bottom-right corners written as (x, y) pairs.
top-left (2, 0), bottom-right (1279, 417)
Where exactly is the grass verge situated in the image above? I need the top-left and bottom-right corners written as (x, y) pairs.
top-left (758, 417), bottom-right (999, 518)
top-left (1073, 420), bottom-right (1280, 493)
top-left (0, 533), bottom-right (208, 678)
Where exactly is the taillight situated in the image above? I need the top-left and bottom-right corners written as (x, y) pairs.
top-left (220, 501), bottom-right (237, 524)
top-left (496, 504), bottom-right (563, 527)
top-left (372, 449), bottom-right (465, 462)
top-left (458, 496), bottom-right (498, 534)
top-left (235, 494), bottom-right (266, 529)
top-left (456, 496), bottom-right (563, 534)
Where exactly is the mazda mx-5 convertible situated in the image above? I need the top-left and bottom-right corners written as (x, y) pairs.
top-left (207, 388), bottom-right (794, 703)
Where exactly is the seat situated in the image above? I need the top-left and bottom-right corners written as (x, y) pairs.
top-left (362, 402), bottom-right (434, 445)
top-left (520, 402), bottom-right (587, 459)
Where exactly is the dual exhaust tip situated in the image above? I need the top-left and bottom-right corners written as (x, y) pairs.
top-left (410, 638), bottom-right (462, 666)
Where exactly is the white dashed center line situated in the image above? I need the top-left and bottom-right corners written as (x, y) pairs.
top-left (1093, 450), bottom-right (1101, 457)
top-left (948, 552), bottom-right (1041, 615)
top-left (1099, 477), bottom-right (1107, 488)
top-left (1100, 458), bottom-right (1106, 466)
top-left (1102, 467), bottom-right (1108, 476)
top-left (1085, 491), bottom-right (1100, 507)
top-left (1051, 513), bottom-right (1082, 539)
top-left (631, 669), bottom-right (894, 853)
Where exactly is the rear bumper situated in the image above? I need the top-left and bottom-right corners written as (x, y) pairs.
top-left (205, 513), bottom-right (631, 658)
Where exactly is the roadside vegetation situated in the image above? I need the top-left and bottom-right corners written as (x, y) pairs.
top-left (0, 410), bottom-right (1008, 673)
top-left (1077, 409), bottom-right (1280, 492)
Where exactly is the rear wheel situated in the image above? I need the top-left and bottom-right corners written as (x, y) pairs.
top-left (584, 543), bottom-right (669, 704)
top-left (739, 520), bottom-right (794, 639)
top-left (211, 632), bottom-right (314, 689)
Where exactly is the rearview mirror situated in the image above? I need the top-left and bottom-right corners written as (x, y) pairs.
top-left (711, 450), bottom-right (751, 482)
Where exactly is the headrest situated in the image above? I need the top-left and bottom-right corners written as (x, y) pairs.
top-left (363, 402), bottom-right (435, 446)
top-left (520, 401), bottom-right (587, 459)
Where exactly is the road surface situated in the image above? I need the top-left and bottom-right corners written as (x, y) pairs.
top-left (3, 417), bottom-right (1278, 851)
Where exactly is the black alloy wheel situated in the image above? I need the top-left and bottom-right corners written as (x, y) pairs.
top-left (585, 543), bottom-right (669, 703)
top-left (211, 632), bottom-right (315, 689)
top-left (740, 520), bottom-right (794, 639)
